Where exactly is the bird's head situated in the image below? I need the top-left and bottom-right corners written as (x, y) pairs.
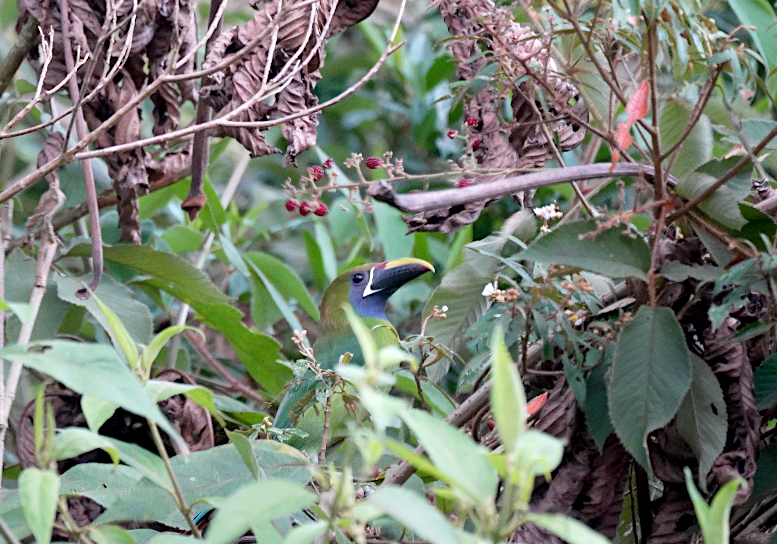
top-left (321, 258), bottom-right (435, 322)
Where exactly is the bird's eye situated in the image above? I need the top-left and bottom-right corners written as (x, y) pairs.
top-left (351, 272), bottom-right (365, 284)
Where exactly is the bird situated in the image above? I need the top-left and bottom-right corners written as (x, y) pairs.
top-left (273, 257), bottom-right (435, 432)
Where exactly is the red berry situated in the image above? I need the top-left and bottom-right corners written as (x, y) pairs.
top-left (447, 130), bottom-right (456, 139)
top-left (308, 165), bottom-right (324, 181)
top-left (299, 201), bottom-right (312, 216)
top-left (365, 157), bottom-right (384, 169)
top-left (486, 420), bottom-right (495, 430)
top-left (323, 158), bottom-right (334, 169)
top-left (472, 139), bottom-right (482, 150)
top-left (466, 116), bottom-right (478, 126)
top-left (285, 200), bottom-right (298, 212)
top-left (458, 178), bottom-right (472, 188)
top-left (314, 202), bottom-right (329, 216)
top-left (410, 189), bottom-right (422, 194)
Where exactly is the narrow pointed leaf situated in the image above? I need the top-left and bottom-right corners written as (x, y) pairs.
top-left (19, 468), bottom-right (59, 544)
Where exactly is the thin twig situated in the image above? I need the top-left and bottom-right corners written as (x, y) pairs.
top-left (185, 330), bottom-right (267, 404)
top-left (147, 419), bottom-right (202, 537)
top-left (319, 377), bottom-right (337, 463)
top-left (0, 232), bottom-right (58, 502)
top-left (60, 0), bottom-right (103, 296)
top-left (0, 18), bottom-right (39, 97)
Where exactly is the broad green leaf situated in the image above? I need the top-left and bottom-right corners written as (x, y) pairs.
top-left (676, 172), bottom-right (747, 230)
top-left (755, 354), bottom-right (777, 409)
top-left (524, 513), bottom-right (611, 544)
top-left (160, 225), bottom-right (205, 254)
top-left (608, 306), bottom-right (692, 473)
top-left (149, 535), bottom-right (199, 544)
top-left (202, 480), bottom-right (316, 544)
top-left (56, 273), bottom-right (150, 360)
top-left (520, 220), bottom-right (651, 281)
top-left (0, 299), bottom-right (31, 322)
top-left (282, 520), bottom-right (328, 544)
top-left (400, 408), bottom-right (497, 505)
top-left (728, 0), bottom-right (777, 95)
top-left (65, 246), bottom-right (289, 393)
top-left (53, 429), bottom-right (171, 490)
top-left (141, 326), bottom-right (201, 376)
top-left (659, 261), bottom-right (723, 283)
top-left (314, 222), bottom-right (337, 282)
top-left (89, 525), bottom-right (136, 544)
top-left (676, 355), bottom-right (727, 490)
top-left (81, 395), bottom-right (118, 432)
top-left (244, 255), bottom-right (303, 332)
top-left (226, 430), bottom-right (259, 479)
top-left (66, 244), bottom-right (231, 307)
top-left (18, 468), bottom-right (59, 544)
top-left (366, 487), bottom-right (459, 544)
top-left (98, 441), bottom-right (311, 528)
top-left (303, 231), bottom-right (327, 291)
top-left (0, 340), bottom-right (183, 449)
top-left (511, 429), bottom-right (564, 480)
top-left (490, 327), bottom-right (526, 452)
top-left (59, 464), bottom-right (143, 508)
top-left (243, 252), bottom-right (319, 321)
top-left (423, 235), bottom-right (506, 381)
top-left (685, 468), bottom-right (741, 544)
top-left (659, 101), bottom-right (712, 179)
top-left (394, 370), bottom-right (456, 416)
top-left (374, 202), bottom-right (415, 261)
top-left (583, 364), bottom-right (613, 451)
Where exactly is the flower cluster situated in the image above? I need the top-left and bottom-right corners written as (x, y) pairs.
top-left (532, 203), bottom-right (563, 220)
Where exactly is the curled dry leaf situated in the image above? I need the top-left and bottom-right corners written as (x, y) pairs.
top-left (705, 318), bottom-right (760, 505)
top-left (579, 436), bottom-right (631, 539)
top-left (201, 0), bottom-right (378, 165)
top-left (18, 0), bottom-right (198, 243)
top-left (404, 0), bottom-right (588, 233)
top-left (644, 484), bottom-right (696, 544)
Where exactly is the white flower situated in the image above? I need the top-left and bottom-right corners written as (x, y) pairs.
top-left (481, 282), bottom-right (497, 297)
top-left (441, 305), bottom-right (449, 312)
top-left (532, 203), bottom-right (563, 221)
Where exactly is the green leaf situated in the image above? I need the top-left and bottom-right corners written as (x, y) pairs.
top-left (366, 487), bottom-right (459, 544)
top-left (81, 395), bottom-right (119, 432)
top-left (59, 464), bottom-right (143, 509)
top-left (282, 520), bottom-right (328, 544)
top-left (524, 513), bottom-right (612, 544)
top-left (243, 252), bottom-right (319, 321)
top-left (54, 275), bottom-right (151, 359)
top-left (0, 299), bottom-right (32, 322)
top-left (490, 327), bottom-right (526, 452)
top-left (510, 429), bottom-right (564, 481)
top-left (53, 428), bottom-right (171, 490)
top-left (728, 0), bottom-right (777, 95)
top-left (18, 468), bottom-right (59, 544)
top-left (314, 223), bottom-right (337, 281)
top-left (756, 354), bottom-right (777, 409)
top-left (583, 364), bottom-right (613, 451)
top-left (520, 220), bottom-right (651, 281)
top-left (659, 101), bottom-right (712, 180)
top-left (160, 225), bottom-right (205, 254)
top-left (685, 467), bottom-right (741, 544)
top-left (0, 340), bottom-right (183, 450)
top-left (400, 408), bottom-right (497, 505)
top-left (89, 525), bottom-right (136, 544)
top-left (343, 304), bottom-right (378, 369)
top-left (144, 380), bottom-right (224, 426)
top-left (675, 172), bottom-right (747, 230)
top-left (676, 355), bottom-right (727, 490)
top-left (65, 244), bottom-right (231, 307)
top-left (423, 235), bottom-right (506, 381)
top-left (608, 306), bottom-right (692, 473)
top-left (226, 430), bottom-right (259, 479)
top-left (659, 261), bottom-right (723, 283)
top-left (202, 480), bottom-right (316, 544)
top-left (374, 202), bottom-right (415, 261)
top-left (303, 231), bottom-right (327, 292)
top-left (244, 255), bottom-right (303, 332)
top-left (97, 441), bottom-right (311, 528)
top-left (141, 326), bottom-right (201, 376)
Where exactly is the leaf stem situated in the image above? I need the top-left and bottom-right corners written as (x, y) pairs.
top-left (147, 419), bottom-right (202, 537)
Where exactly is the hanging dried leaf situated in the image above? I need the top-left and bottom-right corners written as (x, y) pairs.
top-left (645, 484), bottom-right (696, 544)
top-left (404, 0), bottom-right (588, 232)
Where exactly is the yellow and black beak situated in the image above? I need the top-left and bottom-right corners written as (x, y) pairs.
top-left (364, 258), bottom-right (434, 297)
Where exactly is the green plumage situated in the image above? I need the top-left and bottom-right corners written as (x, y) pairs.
top-left (273, 259), bottom-right (433, 436)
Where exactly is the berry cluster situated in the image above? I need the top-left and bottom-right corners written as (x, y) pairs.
top-left (285, 199), bottom-right (328, 217)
